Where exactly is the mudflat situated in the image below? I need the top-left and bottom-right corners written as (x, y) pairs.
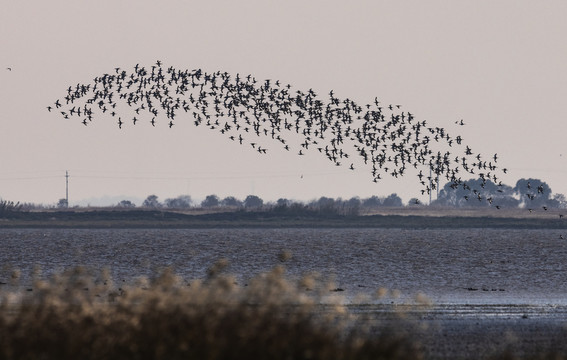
top-left (350, 304), bottom-right (567, 359)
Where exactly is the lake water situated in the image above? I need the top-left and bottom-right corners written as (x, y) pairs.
top-left (1, 228), bottom-right (567, 305)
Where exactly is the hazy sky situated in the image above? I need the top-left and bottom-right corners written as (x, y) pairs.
top-left (1, 1), bottom-right (566, 206)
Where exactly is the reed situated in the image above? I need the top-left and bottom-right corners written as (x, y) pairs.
top-left (3, 262), bottom-right (563, 359)
top-left (0, 262), bottom-right (421, 360)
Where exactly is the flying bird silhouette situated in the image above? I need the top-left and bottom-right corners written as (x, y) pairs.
top-left (49, 61), bottom-right (507, 200)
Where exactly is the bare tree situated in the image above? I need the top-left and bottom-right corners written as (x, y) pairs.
top-left (0, 199), bottom-right (23, 216)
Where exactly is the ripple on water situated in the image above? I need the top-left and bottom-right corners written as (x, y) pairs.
top-left (1, 228), bottom-right (566, 305)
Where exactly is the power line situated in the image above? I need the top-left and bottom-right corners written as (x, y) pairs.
top-left (0, 175), bottom-right (62, 181)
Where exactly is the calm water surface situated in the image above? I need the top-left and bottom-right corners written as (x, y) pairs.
top-left (1, 228), bottom-right (567, 305)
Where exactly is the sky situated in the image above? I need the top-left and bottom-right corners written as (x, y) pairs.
top-left (1, 1), bottom-right (566, 206)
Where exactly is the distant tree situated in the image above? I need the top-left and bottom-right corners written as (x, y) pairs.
top-left (142, 194), bottom-right (161, 208)
top-left (382, 193), bottom-right (402, 207)
top-left (435, 178), bottom-right (517, 208)
top-left (57, 198), bottom-right (68, 209)
top-left (344, 197), bottom-right (361, 216)
top-left (272, 198), bottom-right (290, 212)
top-left (514, 178), bottom-right (552, 208)
top-left (407, 198), bottom-right (422, 206)
top-left (482, 181), bottom-right (518, 209)
top-left (0, 199), bottom-right (23, 215)
top-left (310, 196), bottom-right (338, 215)
top-left (362, 196), bottom-right (382, 208)
top-left (165, 195), bottom-right (192, 209)
top-left (276, 198), bottom-right (291, 207)
top-left (316, 196), bottom-right (335, 209)
top-left (288, 201), bottom-right (309, 215)
top-left (341, 196), bottom-right (362, 216)
top-left (201, 194), bottom-right (220, 208)
top-left (244, 195), bottom-right (263, 209)
top-left (19, 202), bottom-right (39, 211)
top-left (553, 193), bottom-right (567, 209)
top-left (346, 197), bottom-right (361, 207)
top-left (434, 181), bottom-right (461, 207)
top-left (116, 200), bottom-right (136, 208)
top-left (221, 196), bottom-right (242, 207)
top-left (492, 196), bottom-right (520, 208)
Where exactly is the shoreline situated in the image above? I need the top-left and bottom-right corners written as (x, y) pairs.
top-left (1, 207), bottom-right (566, 229)
top-left (346, 303), bottom-right (567, 359)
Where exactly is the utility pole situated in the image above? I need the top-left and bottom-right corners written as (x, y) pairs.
top-left (429, 167), bottom-right (432, 205)
top-left (65, 170), bottom-right (69, 208)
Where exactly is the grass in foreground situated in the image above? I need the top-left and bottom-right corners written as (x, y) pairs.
top-left (1, 262), bottom-right (567, 360)
top-left (0, 263), bottom-right (421, 360)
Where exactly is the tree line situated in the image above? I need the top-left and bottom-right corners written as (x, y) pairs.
top-left (117, 193), bottom-right (399, 217)
top-left (432, 177), bottom-right (567, 209)
top-left (120, 177), bottom-right (566, 215)
top-left (2, 177), bottom-right (566, 217)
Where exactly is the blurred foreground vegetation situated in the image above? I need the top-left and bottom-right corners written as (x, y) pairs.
top-left (0, 263), bottom-right (423, 360)
top-left (2, 263), bottom-right (567, 359)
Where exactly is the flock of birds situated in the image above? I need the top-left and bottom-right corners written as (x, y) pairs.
top-left (49, 61), bottom-right (522, 208)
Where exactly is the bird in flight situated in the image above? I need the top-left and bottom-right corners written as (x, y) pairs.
top-left (49, 60), bottom-right (507, 201)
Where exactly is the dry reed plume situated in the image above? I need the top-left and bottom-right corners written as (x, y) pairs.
top-left (0, 262), bottom-right (421, 360)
